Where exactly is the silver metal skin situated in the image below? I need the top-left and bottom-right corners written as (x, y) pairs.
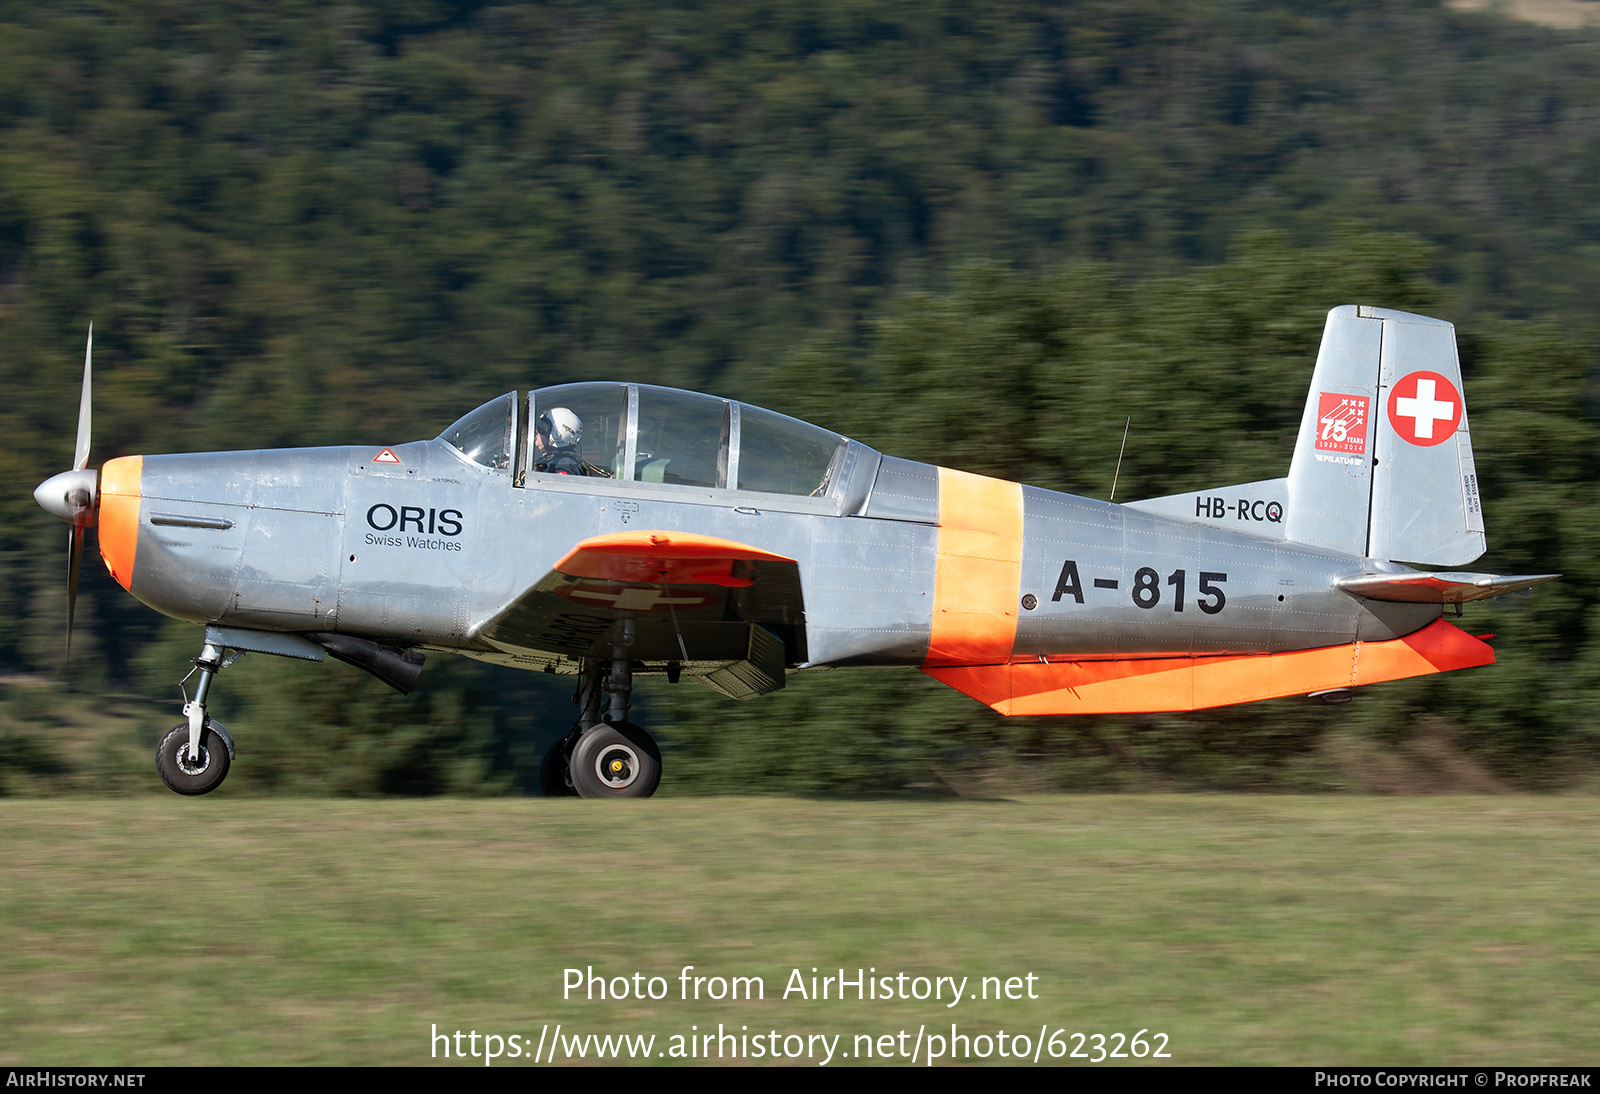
top-left (114, 424), bottom-right (1458, 668)
top-left (34, 306), bottom-right (1557, 797)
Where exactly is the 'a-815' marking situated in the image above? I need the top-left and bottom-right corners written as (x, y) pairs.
top-left (1052, 560), bottom-right (1227, 614)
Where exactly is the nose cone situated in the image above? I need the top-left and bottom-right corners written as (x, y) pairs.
top-left (34, 468), bottom-right (98, 525)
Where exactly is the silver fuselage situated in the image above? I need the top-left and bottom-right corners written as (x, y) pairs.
top-left (103, 439), bottom-right (1432, 673)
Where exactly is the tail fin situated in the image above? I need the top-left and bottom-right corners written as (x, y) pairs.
top-left (1284, 306), bottom-right (1485, 566)
top-left (1127, 306), bottom-right (1486, 565)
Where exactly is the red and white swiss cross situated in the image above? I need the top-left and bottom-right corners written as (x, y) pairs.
top-left (1386, 371), bottom-right (1462, 447)
top-left (555, 581), bottom-right (721, 613)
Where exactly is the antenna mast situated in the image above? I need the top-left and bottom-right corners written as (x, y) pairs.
top-left (1109, 417), bottom-right (1131, 503)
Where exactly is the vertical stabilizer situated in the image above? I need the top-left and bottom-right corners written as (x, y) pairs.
top-left (1284, 306), bottom-right (1380, 556)
top-left (1285, 306), bottom-right (1485, 566)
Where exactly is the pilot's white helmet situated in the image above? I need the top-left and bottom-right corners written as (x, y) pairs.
top-left (538, 407), bottom-right (582, 448)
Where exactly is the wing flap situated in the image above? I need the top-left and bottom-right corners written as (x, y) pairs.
top-left (699, 624), bottom-right (787, 700)
top-left (923, 620), bottom-right (1494, 716)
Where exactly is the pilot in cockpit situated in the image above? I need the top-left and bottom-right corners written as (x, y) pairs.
top-left (533, 408), bottom-right (584, 475)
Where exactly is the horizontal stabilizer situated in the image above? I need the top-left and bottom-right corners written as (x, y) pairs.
top-left (1335, 571), bottom-right (1560, 604)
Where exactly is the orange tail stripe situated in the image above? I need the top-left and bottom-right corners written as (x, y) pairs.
top-left (925, 619), bottom-right (1494, 715)
top-left (97, 456), bottom-right (142, 591)
top-left (925, 467), bottom-right (1024, 666)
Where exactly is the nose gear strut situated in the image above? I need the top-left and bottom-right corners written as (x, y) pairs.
top-left (155, 638), bottom-right (239, 796)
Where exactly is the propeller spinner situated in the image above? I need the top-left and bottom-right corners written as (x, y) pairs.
top-left (33, 325), bottom-right (98, 650)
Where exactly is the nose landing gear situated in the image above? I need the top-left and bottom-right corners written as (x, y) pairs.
top-left (155, 638), bottom-right (240, 796)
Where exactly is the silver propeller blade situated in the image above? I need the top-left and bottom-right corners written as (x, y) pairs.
top-left (74, 323), bottom-right (92, 471)
top-left (33, 324), bottom-right (98, 655)
top-left (68, 525), bottom-right (83, 654)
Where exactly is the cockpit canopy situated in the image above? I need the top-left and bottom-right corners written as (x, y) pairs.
top-left (438, 392), bottom-right (517, 470)
top-left (438, 383), bottom-right (849, 498)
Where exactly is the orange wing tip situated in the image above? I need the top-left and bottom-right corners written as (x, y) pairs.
top-left (924, 620), bottom-right (1495, 716)
top-left (554, 531), bottom-right (795, 587)
top-left (97, 455), bottom-right (142, 591)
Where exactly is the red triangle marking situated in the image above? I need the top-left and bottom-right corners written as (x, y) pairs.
top-left (373, 448), bottom-right (401, 464)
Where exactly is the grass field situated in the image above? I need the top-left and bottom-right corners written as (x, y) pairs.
top-left (2, 795), bottom-right (1597, 1066)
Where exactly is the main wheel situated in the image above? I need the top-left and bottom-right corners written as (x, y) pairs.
top-left (155, 722), bottom-right (231, 796)
top-left (569, 722), bottom-right (661, 799)
top-left (539, 738), bottom-right (578, 798)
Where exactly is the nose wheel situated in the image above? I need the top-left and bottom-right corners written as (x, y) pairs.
top-left (155, 720), bottom-right (234, 795)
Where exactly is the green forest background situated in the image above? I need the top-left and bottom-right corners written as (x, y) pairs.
top-left (4, 0), bottom-right (1599, 796)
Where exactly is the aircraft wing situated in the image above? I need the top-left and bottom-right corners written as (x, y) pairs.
top-left (472, 531), bottom-right (805, 698)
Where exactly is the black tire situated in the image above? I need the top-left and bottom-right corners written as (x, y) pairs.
top-left (569, 722), bottom-right (661, 799)
top-left (539, 738), bottom-right (578, 798)
top-left (155, 722), bottom-right (231, 796)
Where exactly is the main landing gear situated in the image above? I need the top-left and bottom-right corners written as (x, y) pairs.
top-left (540, 656), bottom-right (662, 799)
top-left (155, 638), bottom-right (238, 796)
top-left (149, 630), bottom-right (662, 800)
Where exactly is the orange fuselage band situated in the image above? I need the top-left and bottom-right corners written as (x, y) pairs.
top-left (925, 467), bottom-right (1025, 666)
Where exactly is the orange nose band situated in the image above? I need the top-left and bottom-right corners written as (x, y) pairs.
top-left (98, 456), bottom-right (142, 591)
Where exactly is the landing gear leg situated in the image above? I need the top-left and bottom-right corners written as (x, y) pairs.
top-left (606, 641), bottom-right (632, 727)
top-left (540, 660), bottom-right (604, 798)
top-left (568, 643), bottom-right (662, 799)
top-left (155, 639), bottom-right (238, 796)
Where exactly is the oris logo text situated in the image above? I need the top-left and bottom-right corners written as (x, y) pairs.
top-left (364, 504), bottom-right (464, 552)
